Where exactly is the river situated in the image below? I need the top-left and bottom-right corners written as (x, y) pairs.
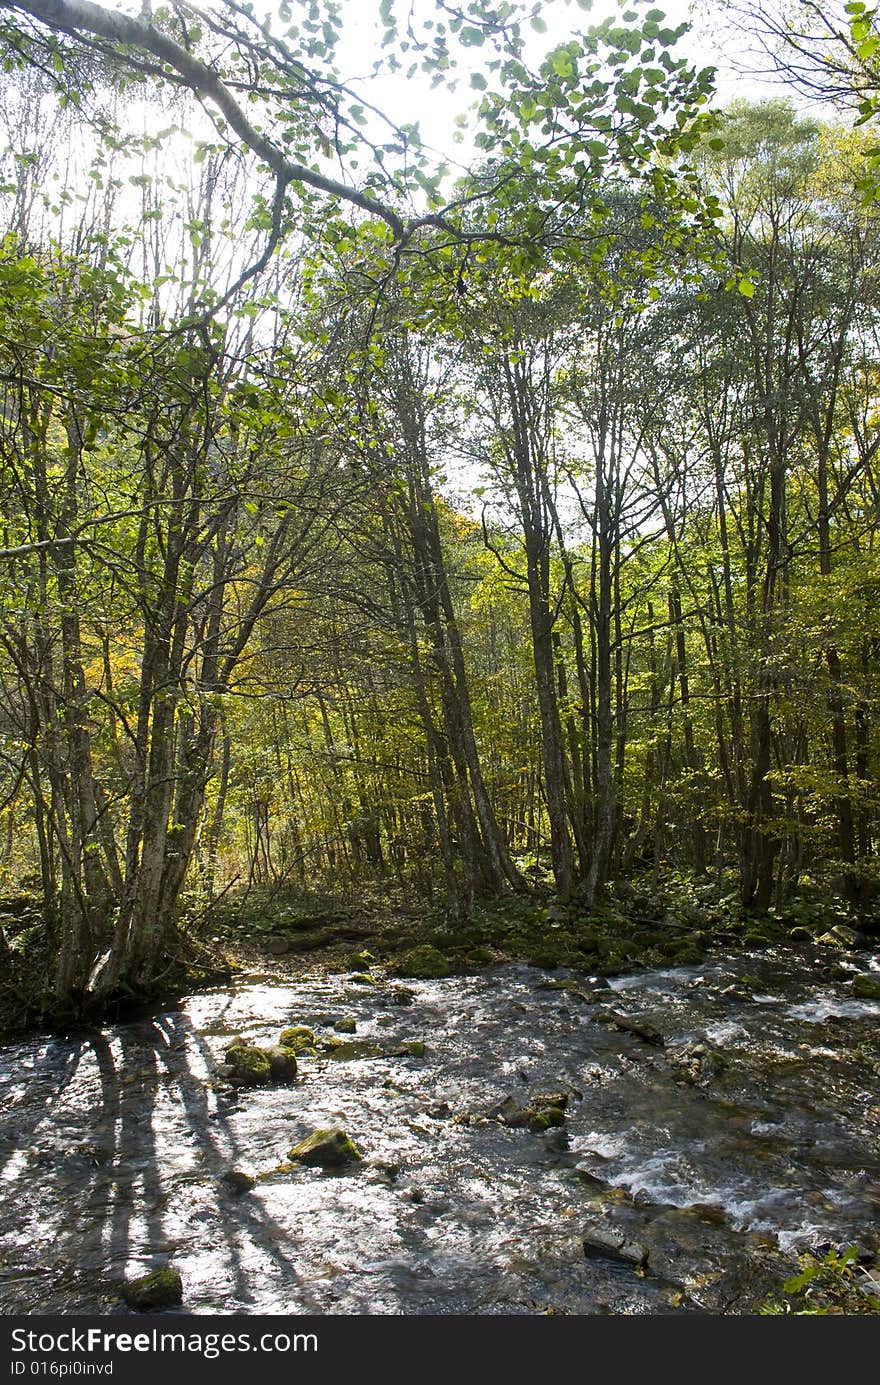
top-left (1, 946), bottom-right (878, 1314)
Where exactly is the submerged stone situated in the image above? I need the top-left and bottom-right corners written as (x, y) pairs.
top-left (288, 1128), bottom-right (363, 1167)
top-left (122, 1266), bottom-right (183, 1310)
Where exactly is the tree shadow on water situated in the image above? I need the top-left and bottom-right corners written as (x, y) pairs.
top-left (0, 1006), bottom-right (323, 1314)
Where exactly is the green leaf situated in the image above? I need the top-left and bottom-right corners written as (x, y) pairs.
top-left (737, 277), bottom-right (755, 299)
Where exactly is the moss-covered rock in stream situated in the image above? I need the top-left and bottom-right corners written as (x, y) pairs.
top-left (263, 1044), bottom-right (299, 1082)
top-left (220, 1169), bottom-right (256, 1196)
top-left (223, 1042), bottom-right (271, 1086)
top-left (491, 1091), bottom-right (568, 1132)
top-left (319, 1036), bottom-right (383, 1060)
top-left (333, 1016), bottom-right (357, 1033)
top-left (122, 1266), bottom-right (183, 1310)
top-left (853, 973), bottom-right (880, 1000)
top-left (391, 945), bottom-right (451, 979)
top-left (279, 1026), bottom-right (316, 1053)
top-left (288, 1128), bottom-right (363, 1167)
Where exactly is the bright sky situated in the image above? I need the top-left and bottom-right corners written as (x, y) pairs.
top-left (329, 0), bottom-right (786, 174)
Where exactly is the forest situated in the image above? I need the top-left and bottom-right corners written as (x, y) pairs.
top-left (0, 0), bottom-right (878, 1321)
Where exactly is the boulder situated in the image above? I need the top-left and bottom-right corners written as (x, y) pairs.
top-left (122, 1266), bottom-right (183, 1310)
top-left (319, 1037), bottom-right (382, 1060)
top-left (491, 1091), bottom-right (568, 1132)
top-left (333, 1017), bottom-right (357, 1033)
top-left (279, 1026), bottom-right (316, 1052)
top-left (263, 1045), bottom-right (298, 1082)
top-left (853, 973), bottom-right (880, 1001)
top-left (288, 1128), bottom-right (363, 1167)
top-left (220, 1169), bottom-right (256, 1196)
top-left (389, 986), bottom-right (416, 1006)
top-left (594, 1011), bottom-right (664, 1046)
top-left (224, 1043), bottom-right (271, 1086)
top-left (392, 945), bottom-right (451, 979)
top-left (817, 924), bottom-right (861, 949)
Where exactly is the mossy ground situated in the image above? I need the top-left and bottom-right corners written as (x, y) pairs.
top-left (1, 870), bottom-right (877, 1040)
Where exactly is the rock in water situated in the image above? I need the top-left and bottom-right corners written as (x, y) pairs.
top-left (392, 945), bottom-right (451, 979)
top-left (853, 973), bottom-right (880, 1000)
top-left (594, 1011), bottom-right (665, 1046)
top-left (490, 1091), bottom-right (568, 1132)
top-left (288, 1128), bottom-right (363, 1167)
top-left (122, 1267), bottom-right (183, 1310)
top-left (263, 1045), bottom-right (298, 1082)
top-left (279, 1026), bottom-right (316, 1052)
top-left (224, 1043), bottom-right (271, 1086)
top-left (220, 1169), bottom-right (256, 1196)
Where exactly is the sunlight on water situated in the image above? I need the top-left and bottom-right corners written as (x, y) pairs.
top-left (0, 950), bottom-right (877, 1315)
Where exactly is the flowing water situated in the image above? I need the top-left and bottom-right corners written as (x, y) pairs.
top-left (0, 947), bottom-right (878, 1315)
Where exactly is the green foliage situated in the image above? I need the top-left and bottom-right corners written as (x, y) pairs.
top-left (760, 1247), bottom-right (880, 1314)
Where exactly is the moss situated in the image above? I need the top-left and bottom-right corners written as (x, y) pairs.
top-left (396, 1040), bottom-right (425, 1057)
top-left (461, 945), bottom-right (494, 967)
top-left (263, 1044), bottom-right (298, 1082)
top-left (224, 1042), bottom-right (271, 1086)
top-left (670, 942), bottom-right (705, 965)
top-left (279, 1025), bottom-right (315, 1052)
top-left (527, 1105), bottom-right (565, 1131)
top-left (333, 1017), bottom-right (357, 1033)
top-left (348, 971), bottom-right (378, 985)
top-left (122, 1266), bottom-right (183, 1310)
top-left (392, 945), bottom-right (452, 979)
top-left (853, 974), bottom-right (880, 1001)
top-left (525, 946), bottom-right (564, 970)
top-left (320, 1037), bottom-right (382, 1059)
top-left (288, 1127), bottom-right (363, 1167)
top-left (220, 1169), bottom-right (256, 1195)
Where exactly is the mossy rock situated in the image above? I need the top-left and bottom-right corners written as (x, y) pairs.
top-left (493, 1091), bottom-right (568, 1131)
top-left (670, 943), bottom-right (705, 965)
top-left (461, 946), bottom-right (494, 967)
top-left (392, 945), bottom-right (452, 979)
top-left (527, 1105), bottom-right (566, 1132)
top-left (389, 986), bottom-right (416, 1006)
top-left (224, 1042), bottom-right (271, 1086)
top-left (525, 946), bottom-right (564, 970)
top-left (288, 1128), bottom-right (363, 1167)
top-left (122, 1266), bottom-right (183, 1310)
top-left (393, 1040), bottom-right (426, 1058)
top-left (853, 974), bottom-right (880, 1001)
top-left (263, 1044), bottom-right (298, 1082)
top-left (220, 1169), bottom-right (256, 1196)
top-left (333, 1017), bottom-right (357, 1033)
top-left (279, 1026), bottom-right (315, 1052)
top-left (320, 1037), bottom-right (382, 1060)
